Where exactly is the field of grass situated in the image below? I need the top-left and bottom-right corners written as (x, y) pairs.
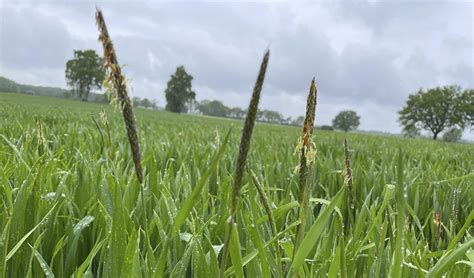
top-left (1, 92), bottom-right (473, 277)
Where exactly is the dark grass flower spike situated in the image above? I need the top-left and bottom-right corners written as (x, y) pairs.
top-left (219, 50), bottom-right (270, 277)
top-left (35, 117), bottom-right (46, 158)
top-left (343, 138), bottom-right (356, 233)
top-left (95, 8), bottom-right (143, 183)
top-left (344, 138), bottom-right (355, 207)
top-left (293, 78), bottom-right (317, 257)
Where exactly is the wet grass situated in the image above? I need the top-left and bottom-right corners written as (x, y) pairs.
top-left (0, 92), bottom-right (473, 277)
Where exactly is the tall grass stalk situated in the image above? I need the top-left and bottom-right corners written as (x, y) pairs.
top-left (391, 149), bottom-right (405, 278)
top-left (343, 138), bottom-right (353, 194)
top-left (95, 8), bottom-right (143, 184)
top-left (343, 138), bottom-right (355, 232)
top-left (293, 78), bottom-right (317, 257)
top-left (250, 170), bottom-right (283, 275)
top-left (35, 117), bottom-right (46, 157)
top-left (100, 108), bottom-right (112, 146)
top-left (91, 114), bottom-right (105, 154)
top-left (219, 50), bottom-right (270, 277)
top-left (250, 171), bottom-right (277, 238)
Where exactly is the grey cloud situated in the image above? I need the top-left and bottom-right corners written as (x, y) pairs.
top-left (0, 1), bottom-right (472, 138)
top-left (336, 43), bottom-right (405, 106)
top-left (330, 1), bottom-right (470, 35)
top-left (0, 6), bottom-right (72, 70)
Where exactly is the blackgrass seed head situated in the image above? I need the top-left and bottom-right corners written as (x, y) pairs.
top-left (293, 78), bottom-right (318, 257)
top-left (230, 49), bottom-right (270, 215)
top-left (95, 8), bottom-right (143, 183)
top-left (344, 138), bottom-right (353, 190)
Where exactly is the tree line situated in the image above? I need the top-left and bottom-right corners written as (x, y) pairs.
top-left (162, 64), bottom-right (363, 130)
top-left (196, 99), bottom-right (290, 124)
top-left (64, 49), bottom-right (473, 141)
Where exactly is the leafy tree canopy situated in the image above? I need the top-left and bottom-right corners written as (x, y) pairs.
top-left (442, 128), bottom-right (463, 143)
top-left (132, 96), bottom-right (158, 109)
top-left (332, 110), bottom-right (360, 132)
top-left (165, 66), bottom-right (196, 113)
top-left (319, 125), bottom-right (334, 131)
top-left (402, 124), bottom-right (421, 138)
top-left (197, 100), bottom-right (288, 124)
top-left (459, 89), bottom-right (474, 129)
top-left (229, 107), bottom-right (246, 119)
top-left (65, 50), bottom-right (105, 101)
top-left (293, 116), bottom-right (305, 127)
top-left (197, 100), bottom-right (229, 117)
top-left (398, 85), bottom-right (471, 140)
top-left (259, 109), bottom-right (284, 123)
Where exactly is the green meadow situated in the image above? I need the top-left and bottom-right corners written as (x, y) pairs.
top-left (1, 92), bottom-right (473, 277)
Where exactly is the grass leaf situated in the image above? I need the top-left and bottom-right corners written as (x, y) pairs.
top-left (289, 187), bottom-right (346, 275)
top-left (427, 238), bottom-right (474, 277)
top-left (172, 129), bottom-right (231, 236)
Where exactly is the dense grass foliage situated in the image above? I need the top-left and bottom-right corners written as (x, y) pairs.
top-left (1, 92), bottom-right (473, 277)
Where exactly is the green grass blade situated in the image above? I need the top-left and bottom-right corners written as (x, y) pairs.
top-left (65, 216), bottom-right (95, 276)
top-left (109, 184), bottom-right (127, 278)
top-left (248, 223), bottom-right (271, 278)
top-left (289, 186), bottom-right (346, 275)
top-left (154, 238), bottom-right (169, 278)
top-left (447, 209), bottom-right (474, 251)
top-left (74, 236), bottom-right (108, 277)
top-left (225, 220), bottom-right (300, 276)
top-left (256, 201), bottom-right (299, 225)
top-left (0, 219), bottom-right (10, 277)
top-left (171, 129), bottom-right (231, 236)
top-left (427, 238), bottom-right (474, 277)
top-left (6, 203), bottom-right (57, 261)
top-left (121, 229), bottom-right (140, 278)
top-left (30, 245), bottom-right (55, 278)
top-left (229, 223), bottom-right (244, 278)
top-left (391, 149), bottom-right (405, 278)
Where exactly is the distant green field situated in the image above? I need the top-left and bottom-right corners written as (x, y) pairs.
top-left (1, 92), bottom-right (473, 277)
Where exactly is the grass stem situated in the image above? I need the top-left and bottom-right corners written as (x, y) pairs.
top-left (219, 50), bottom-right (270, 277)
top-left (293, 78), bottom-right (317, 258)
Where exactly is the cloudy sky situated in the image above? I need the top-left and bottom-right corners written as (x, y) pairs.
top-left (1, 0), bottom-right (473, 138)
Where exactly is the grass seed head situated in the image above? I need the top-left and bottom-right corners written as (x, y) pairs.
top-left (301, 78), bottom-right (317, 148)
top-left (344, 138), bottom-right (353, 190)
top-left (100, 108), bottom-right (109, 126)
top-left (35, 117), bottom-right (46, 157)
top-left (296, 78), bottom-right (318, 191)
top-left (220, 49), bottom-right (270, 277)
top-left (95, 7), bottom-right (143, 183)
top-left (293, 78), bottom-right (318, 258)
top-left (230, 49), bottom-right (270, 215)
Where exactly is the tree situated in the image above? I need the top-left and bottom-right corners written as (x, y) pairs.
top-left (402, 124), bottom-right (421, 138)
top-left (164, 66), bottom-right (196, 113)
top-left (282, 117), bottom-right (293, 125)
top-left (260, 110), bottom-right (283, 123)
top-left (319, 125), bottom-right (334, 131)
top-left (197, 100), bottom-right (229, 117)
top-left (332, 110), bottom-right (360, 132)
top-left (293, 116), bottom-right (305, 126)
top-left (229, 107), bottom-right (246, 119)
top-left (140, 98), bottom-right (153, 108)
top-left (442, 128), bottom-right (462, 143)
top-left (399, 86), bottom-right (468, 140)
top-left (459, 89), bottom-right (474, 129)
top-left (65, 50), bottom-right (105, 101)
top-left (149, 99), bottom-right (158, 110)
top-left (132, 97), bottom-right (141, 107)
